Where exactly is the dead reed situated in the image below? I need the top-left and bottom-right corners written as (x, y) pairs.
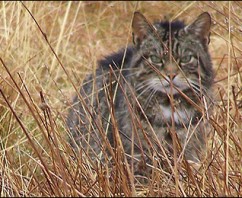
top-left (0, 1), bottom-right (241, 196)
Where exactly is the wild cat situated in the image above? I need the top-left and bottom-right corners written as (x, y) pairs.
top-left (67, 11), bottom-right (214, 172)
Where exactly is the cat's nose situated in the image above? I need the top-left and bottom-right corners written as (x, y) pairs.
top-left (165, 62), bottom-right (178, 81)
top-left (167, 73), bottom-right (177, 81)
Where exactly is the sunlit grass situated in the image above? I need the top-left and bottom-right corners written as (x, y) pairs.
top-left (0, 1), bottom-right (241, 196)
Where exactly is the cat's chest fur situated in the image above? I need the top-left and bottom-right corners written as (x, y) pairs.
top-left (155, 102), bottom-right (194, 125)
top-left (134, 92), bottom-right (196, 128)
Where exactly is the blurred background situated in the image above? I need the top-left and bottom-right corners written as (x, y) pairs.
top-left (0, 1), bottom-right (241, 196)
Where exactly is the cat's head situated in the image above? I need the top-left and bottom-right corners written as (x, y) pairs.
top-left (131, 12), bottom-right (214, 96)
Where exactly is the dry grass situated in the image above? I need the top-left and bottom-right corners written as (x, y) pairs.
top-left (0, 1), bottom-right (241, 196)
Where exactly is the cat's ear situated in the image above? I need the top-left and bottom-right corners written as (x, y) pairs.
top-left (185, 12), bottom-right (211, 44)
top-left (132, 11), bottom-right (155, 45)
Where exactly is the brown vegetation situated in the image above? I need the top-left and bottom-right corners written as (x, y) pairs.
top-left (0, 1), bottom-right (241, 196)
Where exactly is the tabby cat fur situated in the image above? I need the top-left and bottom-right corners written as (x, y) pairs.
top-left (67, 11), bottom-right (214, 174)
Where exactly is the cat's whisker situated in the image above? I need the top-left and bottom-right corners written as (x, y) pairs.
top-left (144, 89), bottom-right (157, 109)
top-left (136, 83), bottom-right (155, 99)
top-left (135, 79), bottom-right (154, 90)
top-left (189, 80), bottom-right (208, 95)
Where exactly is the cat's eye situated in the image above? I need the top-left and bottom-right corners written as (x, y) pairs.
top-left (181, 55), bottom-right (192, 63)
top-left (149, 55), bottom-right (163, 65)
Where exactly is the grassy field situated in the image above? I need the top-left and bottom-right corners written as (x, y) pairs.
top-left (0, 1), bottom-right (241, 196)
